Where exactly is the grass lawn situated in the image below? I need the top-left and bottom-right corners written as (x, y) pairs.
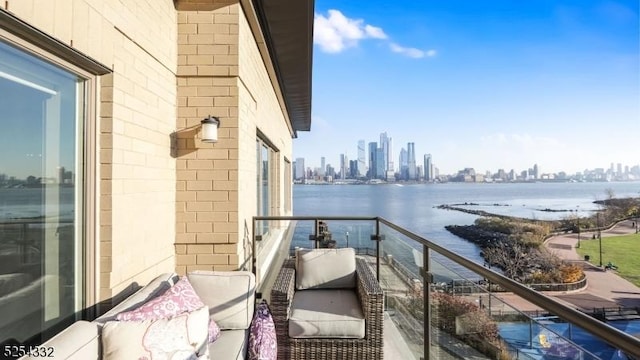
top-left (576, 233), bottom-right (640, 287)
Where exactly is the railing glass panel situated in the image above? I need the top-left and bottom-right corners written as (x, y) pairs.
top-left (377, 222), bottom-right (425, 359)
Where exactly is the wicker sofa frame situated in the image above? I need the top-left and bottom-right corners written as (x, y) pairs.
top-left (270, 257), bottom-right (384, 360)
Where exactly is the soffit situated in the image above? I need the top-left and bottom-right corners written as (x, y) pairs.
top-left (253, 0), bottom-right (314, 136)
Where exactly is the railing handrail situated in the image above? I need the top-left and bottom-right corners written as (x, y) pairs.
top-left (254, 215), bottom-right (378, 221)
top-left (252, 215), bottom-right (640, 358)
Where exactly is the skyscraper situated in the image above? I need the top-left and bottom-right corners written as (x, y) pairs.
top-left (368, 142), bottom-right (378, 178)
top-left (399, 148), bottom-right (408, 180)
top-left (357, 140), bottom-right (367, 177)
top-left (387, 137), bottom-right (394, 172)
top-left (407, 142), bottom-right (416, 180)
top-left (423, 154), bottom-right (432, 181)
top-left (320, 157), bottom-right (326, 176)
top-left (340, 154), bottom-right (348, 179)
top-left (376, 148), bottom-right (385, 179)
top-left (380, 132), bottom-right (389, 172)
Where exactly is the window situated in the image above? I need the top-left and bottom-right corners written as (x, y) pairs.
top-left (284, 159), bottom-right (292, 213)
top-left (256, 137), bottom-right (278, 235)
top-left (0, 39), bottom-right (88, 345)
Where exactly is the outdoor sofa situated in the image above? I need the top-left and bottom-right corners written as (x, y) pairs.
top-left (19, 270), bottom-right (257, 359)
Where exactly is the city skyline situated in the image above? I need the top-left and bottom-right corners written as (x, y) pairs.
top-left (293, 0), bottom-right (639, 175)
top-left (296, 130), bottom-right (640, 178)
top-left (294, 133), bottom-right (640, 181)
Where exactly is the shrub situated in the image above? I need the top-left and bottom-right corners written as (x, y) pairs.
top-left (432, 292), bottom-right (499, 343)
top-left (560, 263), bottom-right (584, 283)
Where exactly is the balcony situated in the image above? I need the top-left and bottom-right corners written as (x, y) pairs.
top-left (253, 216), bottom-right (640, 360)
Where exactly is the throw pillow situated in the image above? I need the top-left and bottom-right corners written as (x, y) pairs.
top-left (248, 300), bottom-right (277, 360)
top-left (116, 276), bottom-right (221, 343)
top-left (102, 306), bottom-right (210, 360)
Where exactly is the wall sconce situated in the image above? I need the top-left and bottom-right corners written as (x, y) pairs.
top-left (201, 115), bottom-right (220, 143)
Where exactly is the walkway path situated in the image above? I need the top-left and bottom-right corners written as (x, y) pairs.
top-left (544, 219), bottom-right (640, 310)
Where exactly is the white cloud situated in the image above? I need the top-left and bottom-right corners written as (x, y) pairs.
top-left (389, 43), bottom-right (437, 59)
top-left (314, 10), bottom-right (386, 53)
top-left (364, 25), bottom-right (387, 39)
top-left (314, 10), bottom-right (434, 59)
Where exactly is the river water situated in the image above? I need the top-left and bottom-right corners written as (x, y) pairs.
top-left (292, 181), bottom-right (640, 266)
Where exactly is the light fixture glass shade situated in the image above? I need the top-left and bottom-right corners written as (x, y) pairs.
top-left (201, 116), bottom-right (220, 143)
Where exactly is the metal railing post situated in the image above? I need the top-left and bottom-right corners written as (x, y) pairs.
top-left (315, 219), bottom-right (320, 249)
top-left (423, 244), bottom-right (431, 359)
top-left (251, 218), bottom-right (257, 277)
top-left (376, 219), bottom-right (381, 281)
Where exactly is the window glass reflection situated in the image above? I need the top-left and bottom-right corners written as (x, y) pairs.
top-left (0, 40), bottom-right (84, 346)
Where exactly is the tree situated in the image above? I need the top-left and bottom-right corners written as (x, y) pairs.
top-left (483, 243), bottom-right (530, 281)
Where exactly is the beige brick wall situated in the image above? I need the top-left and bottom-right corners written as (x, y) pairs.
top-left (237, 6), bottom-right (293, 277)
top-left (175, 3), bottom-right (241, 275)
top-left (175, 2), bottom-right (294, 274)
top-left (6, 0), bottom-right (296, 306)
top-left (5, 0), bottom-right (179, 305)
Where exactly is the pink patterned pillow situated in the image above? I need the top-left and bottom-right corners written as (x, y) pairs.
top-left (116, 276), bottom-right (221, 343)
top-left (248, 300), bottom-right (277, 360)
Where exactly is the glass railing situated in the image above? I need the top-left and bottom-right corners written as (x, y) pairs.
top-left (252, 216), bottom-right (640, 360)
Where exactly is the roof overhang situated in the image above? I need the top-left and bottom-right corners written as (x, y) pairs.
top-left (252, 0), bottom-right (313, 136)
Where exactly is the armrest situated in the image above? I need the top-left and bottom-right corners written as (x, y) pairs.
top-left (270, 260), bottom-right (295, 360)
top-left (270, 259), bottom-right (296, 323)
top-left (355, 258), bottom-right (384, 340)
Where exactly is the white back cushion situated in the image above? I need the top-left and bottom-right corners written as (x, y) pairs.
top-left (295, 248), bottom-right (356, 290)
top-left (188, 271), bottom-right (256, 330)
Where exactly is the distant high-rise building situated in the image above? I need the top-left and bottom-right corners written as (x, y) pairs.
top-left (340, 154), bottom-right (348, 179)
top-left (326, 164), bottom-right (335, 179)
top-left (368, 142), bottom-right (378, 178)
top-left (380, 132), bottom-right (390, 172)
top-left (349, 160), bottom-right (358, 178)
top-left (376, 148), bottom-right (385, 179)
top-left (407, 142), bottom-right (416, 180)
top-left (320, 157), bottom-right (326, 176)
top-left (399, 148), bottom-right (408, 180)
top-left (294, 158), bottom-right (305, 180)
top-left (357, 140), bottom-right (367, 177)
top-left (423, 154), bottom-right (432, 181)
top-left (388, 136), bottom-right (394, 172)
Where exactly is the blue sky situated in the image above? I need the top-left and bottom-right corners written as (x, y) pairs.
top-left (293, 0), bottom-right (640, 175)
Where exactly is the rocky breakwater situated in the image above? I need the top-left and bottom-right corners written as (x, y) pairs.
top-left (444, 214), bottom-right (582, 285)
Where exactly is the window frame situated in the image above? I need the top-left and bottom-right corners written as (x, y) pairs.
top-left (256, 133), bottom-right (280, 236)
top-left (284, 158), bottom-right (292, 213)
top-left (0, 26), bottom-right (100, 321)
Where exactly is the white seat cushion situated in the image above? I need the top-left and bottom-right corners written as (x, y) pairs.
top-left (289, 289), bottom-right (365, 339)
top-left (295, 248), bottom-right (356, 290)
top-left (209, 329), bottom-right (249, 360)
